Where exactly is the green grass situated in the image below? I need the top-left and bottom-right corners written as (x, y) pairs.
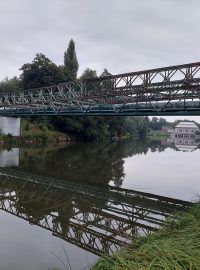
top-left (148, 130), bottom-right (170, 139)
top-left (0, 120), bottom-right (70, 144)
top-left (22, 120), bottom-right (69, 142)
top-left (93, 204), bottom-right (200, 270)
top-left (0, 133), bottom-right (18, 143)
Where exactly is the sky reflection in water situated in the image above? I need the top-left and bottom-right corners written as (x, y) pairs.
top-left (0, 137), bottom-right (199, 270)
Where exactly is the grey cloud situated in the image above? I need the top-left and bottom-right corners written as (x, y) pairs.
top-left (0, 0), bottom-right (200, 80)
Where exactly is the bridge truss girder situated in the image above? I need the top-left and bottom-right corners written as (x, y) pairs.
top-left (1, 62), bottom-right (200, 115)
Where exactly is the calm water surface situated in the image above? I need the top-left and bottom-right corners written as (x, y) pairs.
top-left (0, 137), bottom-right (199, 270)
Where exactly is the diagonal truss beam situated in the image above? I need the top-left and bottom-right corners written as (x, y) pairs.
top-left (1, 62), bottom-right (200, 115)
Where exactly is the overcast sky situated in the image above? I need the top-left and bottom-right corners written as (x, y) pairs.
top-left (1, 0), bottom-right (200, 121)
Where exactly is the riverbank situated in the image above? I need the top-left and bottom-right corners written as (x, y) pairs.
top-left (93, 203), bottom-right (200, 270)
top-left (0, 131), bottom-right (171, 147)
top-left (0, 115), bottom-right (173, 144)
top-left (0, 119), bottom-right (70, 144)
top-left (148, 129), bottom-right (170, 139)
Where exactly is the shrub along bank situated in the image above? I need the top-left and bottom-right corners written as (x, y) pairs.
top-left (0, 119), bottom-right (69, 144)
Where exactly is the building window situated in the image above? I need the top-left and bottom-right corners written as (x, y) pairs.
top-left (191, 129), bottom-right (194, 133)
top-left (185, 129), bottom-right (188, 133)
top-left (179, 129), bottom-right (182, 133)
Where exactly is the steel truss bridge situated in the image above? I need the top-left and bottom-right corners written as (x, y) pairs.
top-left (0, 168), bottom-right (192, 256)
top-left (1, 62), bottom-right (200, 116)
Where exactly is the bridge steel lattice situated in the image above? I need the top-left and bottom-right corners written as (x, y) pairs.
top-left (0, 168), bottom-right (192, 256)
top-left (1, 62), bottom-right (200, 116)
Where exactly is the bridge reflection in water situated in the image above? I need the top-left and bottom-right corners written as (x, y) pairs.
top-left (0, 168), bottom-right (192, 256)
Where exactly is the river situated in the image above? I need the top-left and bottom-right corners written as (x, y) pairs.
top-left (0, 137), bottom-right (199, 270)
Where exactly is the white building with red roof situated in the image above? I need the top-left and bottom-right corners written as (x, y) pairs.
top-left (175, 121), bottom-right (199, 137)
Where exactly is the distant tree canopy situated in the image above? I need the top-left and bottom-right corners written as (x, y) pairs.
top-left (100, 68), bottom-right (112, 77)
top-left (20, 53), bottom-right (64, 89)
top-left (0, 76), bottom-right (21, 92)
top-left (148, 117), bottom-right (168, 130)
top-left (64, 39), bottom-right (79, 81)
top-left (52, 115), bottom-right (150, 141)
top-left (80, 68), bottom-right (98, 80)
top-left (99, 68), bottom-right (113, 92)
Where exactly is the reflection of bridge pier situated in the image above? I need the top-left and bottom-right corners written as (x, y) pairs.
top-left (0, 168), bottom-right (192, 256)
top-left (0, 117), bottom-right (21, 167)
top-left (0, 148), bottom-right (20, 167)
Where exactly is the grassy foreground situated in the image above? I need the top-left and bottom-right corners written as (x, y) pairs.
top-left (93, 203), bottom-right (200, 270)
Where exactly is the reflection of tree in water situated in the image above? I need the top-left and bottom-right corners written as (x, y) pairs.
top-left (150, 139), bottom-right (180, 152)
top-left (8, 182), bottom-right (56, 222)
top-left (147, 139), bottom-right (169, 153)
top-left (10, 181), bottom-right (74, 235)
top-left (1, 177), bottom-right (110, 237)
top-left (19, 143), bottom-right (123, 186)
top-left (110, 158), bottom-right (125, 187)
top-left (18, 137), bottom-right (169, 188)
top-left (0, 137), bottom-right (171, 232)
top-left (19, 143), bottom-right (120, 186)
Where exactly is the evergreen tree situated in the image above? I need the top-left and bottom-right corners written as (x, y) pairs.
top-left (64, 39), bottom-right (79, 81)
top-left (99, 68), bottom-right (113, 92)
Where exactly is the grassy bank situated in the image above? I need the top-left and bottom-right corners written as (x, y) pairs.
top-left (148, 130), bottom-right (170, 139)
top-left (0, 133), bottom-right (18, 144)
top-left (0, 119), bottom-right (70, 144)
top-left (93, 203), bottom-right (200, 270)
top-left (21, 119), bottom-right (70, 143)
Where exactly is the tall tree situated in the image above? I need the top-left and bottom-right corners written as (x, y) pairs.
top-left (20, 53), bottom-right (64, 89)
top-left (64, 39), bottom-right (79, 81)
top-left (99, 68), bottom-right (113, 93)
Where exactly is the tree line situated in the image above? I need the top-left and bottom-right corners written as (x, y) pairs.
top-left (0, 39), bottom-right (175, 141)
top-left (0, 39), bottom-right (108, 91)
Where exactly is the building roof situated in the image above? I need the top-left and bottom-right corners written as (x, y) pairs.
top-left (175, 121), bottom-right (199, 129)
